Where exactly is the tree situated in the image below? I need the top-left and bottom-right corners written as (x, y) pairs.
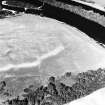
top-left (0, 81), bottom-right (6, 93)
top-left (48, 76), bottom-right (55, 84)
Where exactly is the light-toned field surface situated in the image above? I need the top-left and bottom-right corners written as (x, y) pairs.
top-left (0, 14), bottom-right (105, 101)
top-left (0, 14), bottom-right (105, 76)
top-left (86, 0), bottom-right (105, 6)
top-left (65, 87), bottom-right (105, 105)
top-left (72, 0), bottom-right (105, 11)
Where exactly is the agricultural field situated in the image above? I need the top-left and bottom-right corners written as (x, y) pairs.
top-left (0, 14), bottom-right (105, 104)
top-left (0, 0), bottom-right (105, 105)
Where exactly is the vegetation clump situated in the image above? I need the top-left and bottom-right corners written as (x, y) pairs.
top-left (4, 68), bottom-right (105, 105)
